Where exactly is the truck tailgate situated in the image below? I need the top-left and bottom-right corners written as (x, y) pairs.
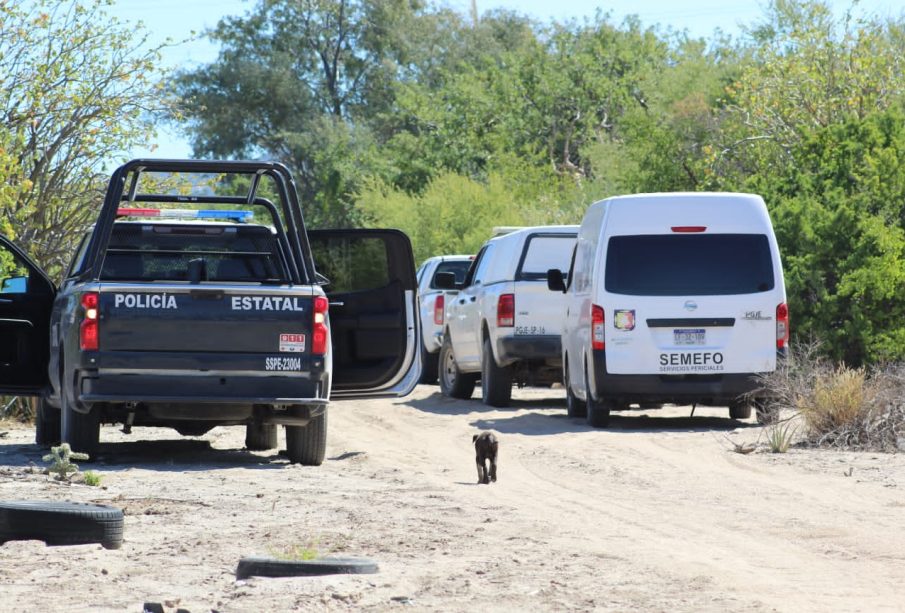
top-left (98, 285), bottom-right (315, 354)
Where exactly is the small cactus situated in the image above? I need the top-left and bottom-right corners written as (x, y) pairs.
top-left (42, 443), bottom-right (89, 481)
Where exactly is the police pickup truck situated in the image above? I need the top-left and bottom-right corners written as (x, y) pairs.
top-left (0, 159), bottom-right (419, 465)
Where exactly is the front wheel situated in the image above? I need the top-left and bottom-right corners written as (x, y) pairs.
top-left (481, 338), bottom-right (512, 407)
top-left (246, 423), bottom-right (278, 451)
top-left (286, 408), bottom-right (327, 466)
top-left (439, 336), bottom-right (476, 399)
top-left (564, 362), bottom-right (586, 418)
top-left (35, 397), bottom-right (61, 447)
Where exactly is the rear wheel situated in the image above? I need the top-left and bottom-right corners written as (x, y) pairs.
top-left (418, 341), bottom-right (439, 385)
top-left (481, 338), bottom-right (512, 407)
top-left (286, 408), bottom-right (327, 466)
top-left (60, 364), bottom-right (99, 458)
top-left (246, 423), bottom-right (278, 451)
top-left (34, 397), bottom-right (61, 447)
top-left (729, 401), bottom-right (752, 420)
top-left (584, 363), bottom-right (610, 428)
top-left (439, 336), bottom-right (476, 399)
top-left (564, 361), bottom-right (586, 418)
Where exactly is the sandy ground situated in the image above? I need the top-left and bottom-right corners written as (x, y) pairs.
top-left (2, 385), bottom-right (905, 612)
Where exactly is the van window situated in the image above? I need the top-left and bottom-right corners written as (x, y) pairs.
top-left (430, 260), bottom-right (471, 289)
top-left (605, 234), bottom-right (774, 296)
top-left (516, 234), bottom-right (576, 281)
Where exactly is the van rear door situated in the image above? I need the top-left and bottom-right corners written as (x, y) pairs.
top-left (601, 233), bottom-right (782, 376)
top-left (307, 229), bottom-right (419, 399)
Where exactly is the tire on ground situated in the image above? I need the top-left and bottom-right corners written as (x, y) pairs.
top-left (438, 335), bottom-right (476, 400)
top-left (246, 423), bottom-right (278, 451)
top-left (481, 338), bottom-right (512, 407)
top-left (286, 407), bottom-right (327, 466)
top-left (0, 501), bottom-right (123, 550)
top-left (34, 397), bottom-right (61, 447)
top-left (236, 556), bottom-right (379, 579)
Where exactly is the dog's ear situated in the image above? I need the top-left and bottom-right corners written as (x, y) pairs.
top-left (472, 434), bottom-right (478, 443)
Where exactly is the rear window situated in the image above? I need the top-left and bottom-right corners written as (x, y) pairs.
top-left (100, 223), bottom-right (288, 283)
top-left (309, 235), bottom-right (389, 293)
top-left (605, 234), bottom-right (774, 296)
top-left (430, 260), bottom-right (471, 289)
top-left (516, 233), bottom-right (577, 281)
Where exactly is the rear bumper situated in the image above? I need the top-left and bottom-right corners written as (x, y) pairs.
top-left (590, 350), bottom-right (764, 405)
top-left (496, 335), bottom-right (562, 365)
top-left (73, 363), bottom-right (329, 412)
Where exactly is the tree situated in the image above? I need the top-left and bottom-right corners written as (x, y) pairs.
top-left (0, 0), bottom-right (168, 274)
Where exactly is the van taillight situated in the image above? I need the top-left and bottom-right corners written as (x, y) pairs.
top-left (776, 302), bottom-right (789, 349)
top-left (671, 226), bottom-right (707, 233)
top-left (433, 295), bottom-right (445, 325)
top-left (79, 292), bottom-right (99, 351)
top-left (591, 304), bottom-right (605, 350)
top-left (312, 295), bottom-right (329, 355)
top-left (497, 294), bottom-right (514, 327)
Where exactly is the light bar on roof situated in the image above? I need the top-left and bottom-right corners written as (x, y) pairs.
top-left (116, 208), bottom-right (254, 222)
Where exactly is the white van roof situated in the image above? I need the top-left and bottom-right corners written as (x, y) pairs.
top-left (597, 192), bottom-right (772, 235)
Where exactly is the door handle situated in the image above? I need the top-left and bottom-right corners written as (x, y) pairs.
top-left (0, 298), bottom-right (12, 304)
top-left (329, 301), bottom-right (345, 307)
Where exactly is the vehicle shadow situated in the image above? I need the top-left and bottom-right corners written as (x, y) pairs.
top-left (402, 390), bottom-right (566, 417)
top-left (470, 410), bottom-right (760, 436)
top-left (0, 438), bottom-right (289, 472)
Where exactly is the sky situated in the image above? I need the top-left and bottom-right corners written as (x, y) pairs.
top-left (111, 0), bottom-right (904, 159)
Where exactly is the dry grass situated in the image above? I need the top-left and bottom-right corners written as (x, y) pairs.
top-left (758, 342), bottom-right (905, 451)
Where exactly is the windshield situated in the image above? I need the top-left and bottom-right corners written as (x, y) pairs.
top-left (605, 234), bottom-right (775, 296)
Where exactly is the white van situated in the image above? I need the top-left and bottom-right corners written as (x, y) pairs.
top-left (548, 192), bottom-right (788, 427)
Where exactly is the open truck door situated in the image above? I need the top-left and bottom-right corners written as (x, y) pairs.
top-left (307, 229), bottom-right (420, 399)
top-left (0, 236), bottom-right (54, 396)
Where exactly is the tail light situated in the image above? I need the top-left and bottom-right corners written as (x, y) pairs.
top-left (591, 304), bottom-right (605, 350)
top-left (79, 292), bottom-right (99, 351)
top-left (312, 295), bottom-right (329, 355)
top-left (497, 294), bottom-right (515, 327)
top-left (433, 295), bottom-right (445, 325)
top-left (671, 226), bottom-right (707, 233)
top-left (776, 302), bottom-right (789, 349)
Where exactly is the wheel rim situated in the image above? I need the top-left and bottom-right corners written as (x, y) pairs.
top-left (442, 345), bottom-right (457, 388)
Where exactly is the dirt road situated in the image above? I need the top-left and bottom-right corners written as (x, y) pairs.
top-left (2, 385), bottom-right (905, 612)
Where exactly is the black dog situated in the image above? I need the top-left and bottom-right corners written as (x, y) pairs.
top-left (473, 431), bottom-right (498, 484)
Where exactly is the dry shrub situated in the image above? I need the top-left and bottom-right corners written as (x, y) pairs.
top-left (758, 343), bottom-right (905, 451)
top-left (803, 366), bottom-right (872, 434)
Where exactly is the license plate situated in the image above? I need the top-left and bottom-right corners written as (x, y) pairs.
top-left (515, 325), bottom-right (545, 335)
top-left (674, 328), bottom-right (705, 345)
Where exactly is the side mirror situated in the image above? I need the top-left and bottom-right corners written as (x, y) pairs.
top-left (546, 269), bottom-right (566, 293)
top-left (0, 275), bottom-right (28, 294)
top-left (433, 271), bottom-right (458, 290)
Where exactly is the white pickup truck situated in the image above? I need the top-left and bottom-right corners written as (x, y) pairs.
top-left (416, 255), bottom-right (473, 383)
top-left (435, 226), bottom-right (578, 407)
